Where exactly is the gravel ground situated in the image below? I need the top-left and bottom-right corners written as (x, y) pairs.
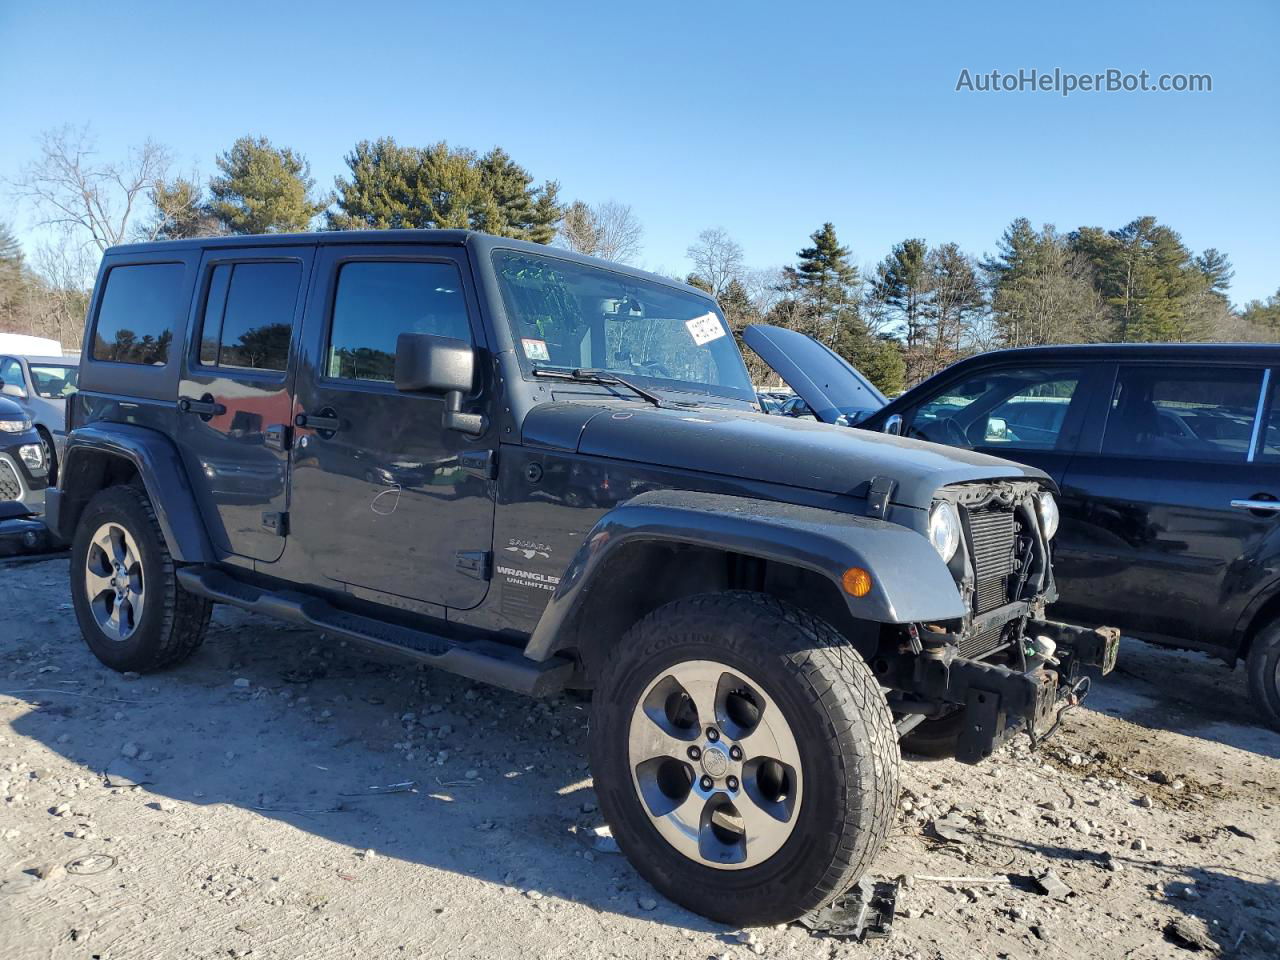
top-left (1, 553), bottom-right (1277, 959)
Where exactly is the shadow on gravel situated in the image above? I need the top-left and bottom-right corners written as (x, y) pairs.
top-left (1082, 638), bottom-right (1280, 761)
top-left (7, 603), bottom-right (722, 931)
top-left (971, 831), bottom-right (1280, 958)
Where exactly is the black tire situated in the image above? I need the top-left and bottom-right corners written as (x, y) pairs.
top-left (1246, 620), bottom-right (1280, 732)
top-left (36, 427), bottom-right (57, 486)
top-left (588, 592), bottom-right (899, 926)
top-left (899, 708), bottom-right (966, 759)
top-left (70, 484), bottom-right (212, 673)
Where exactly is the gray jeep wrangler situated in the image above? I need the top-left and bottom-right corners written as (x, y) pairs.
top-left (49, 230), bottom-right (1117, 926)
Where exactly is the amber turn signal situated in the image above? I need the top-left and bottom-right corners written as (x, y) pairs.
top-left (842, 567), bottom-right (873, 597)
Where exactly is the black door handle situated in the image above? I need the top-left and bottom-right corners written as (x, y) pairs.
top-left (295, 411), bottom-right (341, 433)
top-left (178, 396), bottom-right (226, 416)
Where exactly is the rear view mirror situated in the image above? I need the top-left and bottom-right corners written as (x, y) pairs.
top-left (395, 333), bottom-right (486, 436)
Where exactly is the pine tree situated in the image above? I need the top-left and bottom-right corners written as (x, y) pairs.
top-left (0, 221), bottom-right (23, 265)
top-left (473, 148), bottom-right (562, 243)
top-left (209, 136), bottom-right (329, 234)
top-left (330, 138), bottom-right (560, 241)
top-left (1071, 217), bottom-right (1216, 342)
top-left (147, 177), bottom-right (222, 240)
top-left (984, 220), bottom-right (1108, 346)
top-left (921, 243), bottom-right (984, 379)
top-left (871, 239), bottom-right (930, 352)
top-left (781, 223), bottom-right (860, 345)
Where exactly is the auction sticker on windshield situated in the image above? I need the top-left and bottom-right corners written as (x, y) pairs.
top-left (685, 313), bottom-right (725, 346)
top-left (522, 338), bottom-right (551, 361)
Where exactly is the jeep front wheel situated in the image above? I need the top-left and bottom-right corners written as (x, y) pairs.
top-left (71, 485), bottom-right (212, 673)
top-left (588, 592), bottom-right (899, 926)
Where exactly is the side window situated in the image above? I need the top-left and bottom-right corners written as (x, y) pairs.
top-left (199, 262), bottom-right (301, 372)
top-left (0, 357), bottom-right (22, 397)
top-left (91, 262), bottom-right (185, 365)
top-left (909, 367), bottom-right (1082, 450)
top-left (1103, 366), bottom-right (1263, 461)
top-left (1259, 374), bottom-right (1280, 460)
top-left (327, 261), bottom-right (471, 383)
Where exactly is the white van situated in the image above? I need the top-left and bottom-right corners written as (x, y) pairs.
top-left (0, 334), bottom-right (62, 356)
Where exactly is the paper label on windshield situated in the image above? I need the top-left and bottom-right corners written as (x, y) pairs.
top-left (521, 338), bottom-right (551, 361)
top-left (685, 313), bottom-right (725, 346)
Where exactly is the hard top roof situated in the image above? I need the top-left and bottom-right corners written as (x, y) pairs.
top-left (104, 229), bottom-right (712, 298)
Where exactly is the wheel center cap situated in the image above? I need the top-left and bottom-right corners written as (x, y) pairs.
top-left (700, 745), bottom-right (730, 779)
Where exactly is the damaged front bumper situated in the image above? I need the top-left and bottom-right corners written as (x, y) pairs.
top-left (897, 619), bottom-right (1119, 764)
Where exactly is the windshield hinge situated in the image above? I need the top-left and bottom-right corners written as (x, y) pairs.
top-left (866, 476), bottom-right (895, 520)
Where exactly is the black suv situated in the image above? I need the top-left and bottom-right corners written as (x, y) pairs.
top-left (49, 231), bottom-right (1116, 926)
top-left (747, 327), bottom-right (1280, 731)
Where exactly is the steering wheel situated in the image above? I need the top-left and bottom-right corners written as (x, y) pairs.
top-left (917, 416), bottom-right (970, 447)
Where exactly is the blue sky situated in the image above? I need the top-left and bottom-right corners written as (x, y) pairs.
top-left (2, 0), bottom-right (1276, 305)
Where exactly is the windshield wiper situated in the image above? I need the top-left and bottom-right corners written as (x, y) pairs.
top-left (532, 366), bottom-right (681, 408)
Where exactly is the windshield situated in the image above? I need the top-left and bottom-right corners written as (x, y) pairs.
top-left (492, 250), bottom-right (756, 403)
top-left (28, 364), bottom-right (79, 399)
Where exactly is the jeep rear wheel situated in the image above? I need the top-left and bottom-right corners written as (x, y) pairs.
top-left (71, 485), bottom-right (212, 673)
top-left (588, 592), bottom-right (899, 926)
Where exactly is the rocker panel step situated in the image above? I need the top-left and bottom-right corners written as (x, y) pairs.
top-left (176, 565), bottom-right (572, 697)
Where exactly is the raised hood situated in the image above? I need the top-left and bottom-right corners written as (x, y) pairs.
top-left (743, 324), bottom-right (886, 424)
top-left (522, 402), bottom-right (1050, 509)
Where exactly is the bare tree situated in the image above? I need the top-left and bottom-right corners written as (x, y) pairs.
top-left (31, 231), bottom-right (94, 348)
top-left (557, 199), bottom-right (644, 264)
top-left (8, 125), bottom-right (170, 253)
top-left (686, 227), bottom-right (744, 297)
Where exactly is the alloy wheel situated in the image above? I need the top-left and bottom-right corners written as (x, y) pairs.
top-left (84, 522), bottom-right (146, 641)
top-left (626, 659), bottom-right (803, 870)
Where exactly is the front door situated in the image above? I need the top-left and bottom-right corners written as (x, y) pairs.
top-left (177, 247), bottom-right (313, 563)
top-left (286, 245), bottom-right (496, 609)
top-left (1052, 362), bottom-right (1279, 648)
top-left (889, 362), bottom-right (1101, 486)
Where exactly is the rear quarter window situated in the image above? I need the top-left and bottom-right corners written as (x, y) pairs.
top-left (92, 263), bottom-right (186, 365)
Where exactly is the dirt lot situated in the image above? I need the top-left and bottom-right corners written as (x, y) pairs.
top-left (1, 553), bottom-right (1277, 960)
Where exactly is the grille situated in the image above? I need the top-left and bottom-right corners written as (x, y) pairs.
top-left (0, 460), bottom-right (21, 501)
top-left (957, 624), bottom-right (1005, 659)
top-left (966, 506), bottom-right (1016, 614)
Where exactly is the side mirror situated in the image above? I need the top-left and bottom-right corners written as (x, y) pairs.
top-left (985, 416), bottom-right (1009, 441)
top-left (0, 380), bottom-right (26, 400)
top-left (883, 413), bottom-right (903, 436)
top-left (395, 333), bottom-right (486, 436)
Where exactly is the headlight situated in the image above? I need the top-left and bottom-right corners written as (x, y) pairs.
top-left (1037, 491), bottom-right (1060, 540)
top-left (20, 444), bottom-right (44, 470)
top-left (928, 501), bottom-right (961, 563)
top-left (0, 417), bottom-right (32, 433)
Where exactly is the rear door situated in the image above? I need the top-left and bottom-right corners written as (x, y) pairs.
top-left (177, 246), bottom-right (313, 563)
top-left (286, 244), bottom-right (496, 609)
top-left (1052, 362), bottom-right (1279, 648)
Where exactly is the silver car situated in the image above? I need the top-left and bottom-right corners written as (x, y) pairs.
top-left (0, 354), bottom-right (80, 484)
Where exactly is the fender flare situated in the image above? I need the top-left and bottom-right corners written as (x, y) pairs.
top-left (53, 423), bottom-right (216, 563)
top-left (523, 489), bottom-right (965, 661)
